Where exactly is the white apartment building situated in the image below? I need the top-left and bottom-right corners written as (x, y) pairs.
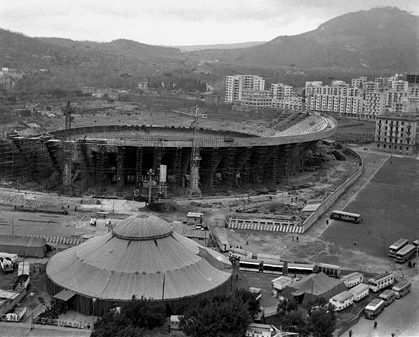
top-left (271, 83), bottom-right (294, 100)
top-left (305, 81), bottom-right (323, 97)
top-left (362, 81), bottom-right (378, 93)
top-left (391, 80), bottom-right (409, 93)
top-left (351, 76), bottom-right (368, 89)
top-left (225, 75), bottom-right (265, 103)
top-left (375, 116), bottom-right (419, 155)
top-left (238, 90), bottom-right (272, 109)
top-left (272, 97), bottom-right (304, 112)
top-left (363, 92), bottom-right (386, 119)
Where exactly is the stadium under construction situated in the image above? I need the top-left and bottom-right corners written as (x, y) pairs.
top-left (0, 114), bottom-right (336, 196)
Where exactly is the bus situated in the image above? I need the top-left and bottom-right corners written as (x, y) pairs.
top-left (395, 244), bottom-right (416, 263)
top-left (314, 263), bottom-right (342, 278)
top-left (392, 280), bottom-right (411, 299)
top-left (330, 210), bottom-right (362, 224)
top-left (388, 238), bottom-right (409, 257)
top-left (379, 289), bottom-right (396, 306)
top-left (364, 299), bottom-right (385, 319)
top-left (368, 272), bottom-right (394, 292)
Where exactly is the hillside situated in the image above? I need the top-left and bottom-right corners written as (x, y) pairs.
top-left (0, 30), bottom-right (185, 91)
top-left (176, 41), bottom-right (266, 52)
top-left (188, 7), bottom-right (419, 72)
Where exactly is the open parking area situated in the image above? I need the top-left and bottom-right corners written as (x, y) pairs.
top-left (322, 156), bottom-right (419, 258)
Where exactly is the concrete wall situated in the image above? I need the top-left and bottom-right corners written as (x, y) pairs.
top-left (302, 148), bottom-right (363, 232)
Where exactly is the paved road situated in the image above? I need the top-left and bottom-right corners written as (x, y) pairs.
top-left (0, 322), bottom-right (91, 337)
top-left (348, 271), bottom-right (419, 337)
top-left (308, 149), bottom-right (390, 238)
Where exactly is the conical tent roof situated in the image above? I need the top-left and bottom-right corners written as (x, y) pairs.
top-left (46, 214), bottom-right (232, 301)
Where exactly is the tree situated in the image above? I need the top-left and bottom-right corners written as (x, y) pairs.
top-left (91, 296), bottom-right (165, 337)
top-left (180, 291), bottom-right (256, 337)
top-left (307, 306), bottom-right (336, 337)
top-left (280, 311), bottom-right (309, 337)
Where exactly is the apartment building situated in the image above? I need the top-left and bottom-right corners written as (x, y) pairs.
top-left (225, 75), bottom-right (265, 103)
top-left (363, 92), bottom-right (386, 119)
top-left (272, 97), bottom-right (304, 112)
top-left (375, 116), bottom-right (419, 155)
top-left (305, 81), bottom-right (323, 97)
top-left (238, 90), bottom-right (272, 109)
top-left (271, 83), bottom-right (294, 100)
top-left (351, 76), bottom-right (368, 89)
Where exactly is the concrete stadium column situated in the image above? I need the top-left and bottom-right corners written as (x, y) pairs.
top-left (181, 148), bottom-right (191, 188)
top-left (208, 148), bottom-right (222, 189)
top-left (173, 148), bottom-right (182, 186)
top-left (135, 148), bottom-right (143, 183)
top-left (221, 148), bottom-right (237, 187)
top-left (272, 146), bottom-right (280, 184)
top-left (234, 147), bottom-right (252, 186)
top-left (116, 147), bottom-right (125, 191)
top-left (153, 148), bottom-right (164, 172)
top-left (253, 147), bottom-right (272, 184)
top-left (62, 142), bottom-right (73, 187)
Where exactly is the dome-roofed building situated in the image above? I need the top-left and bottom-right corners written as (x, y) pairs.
top-left (46, 214), bottom-right (233, 315)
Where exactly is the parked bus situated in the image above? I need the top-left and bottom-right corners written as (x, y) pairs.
top-left (379, 289), bottom-right (396, 306)
top-left (395, 244), bottom-right (416, 263)
top-left (287, 263), bottom-right (314, 276)
top-left (330, 210), bottom-right (362, 224)
top-left (392, 280), bottom-right (411, 299)
top-left (341, 272), bottom-right (363, 288)
top-left (388, 238), bottom-right (409, 257)
top-left (349, 283), bottom-right (369, 302)
top-left (368, 272), bottom-right (394, 292)
top-left (329, 291), bottom-right (354, 311)
top-left (364, 299), bottom-right (386, 319)
top-left (314, 263), bottom-right (341, 278)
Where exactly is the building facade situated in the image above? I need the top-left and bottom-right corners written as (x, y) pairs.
top-left (225, 75), bottom-right (265, 103)
top-left (375, 116), bottom-right (419, 155)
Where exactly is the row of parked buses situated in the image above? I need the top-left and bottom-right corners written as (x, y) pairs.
top-left (388, 238), bottom-right (418, 265)
top-left (237, 258), bottom-right (342, 278)
top-left (327, 271), bottom-right (411, 319)
top-left (364, 278), bottom-right (412, 319)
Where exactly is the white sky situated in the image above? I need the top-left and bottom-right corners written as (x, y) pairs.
top-left (0, 0), bottom-right (417, 46)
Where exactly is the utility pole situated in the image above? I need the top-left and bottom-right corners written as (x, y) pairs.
top-left (147, 169), bottom-right (154, 204)
top-left (188, 106), bottom-right (207, 198)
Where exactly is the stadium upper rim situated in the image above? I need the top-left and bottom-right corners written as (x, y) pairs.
top-left (45, 115), bottom-right (337, 148)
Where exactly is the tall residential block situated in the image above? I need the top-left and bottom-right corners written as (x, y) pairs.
top-left (225, 75), bottom-right (265, 103)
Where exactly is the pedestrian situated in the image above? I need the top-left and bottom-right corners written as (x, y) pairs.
top-left (349, 329), bottom-right (353, 337)
top-left (374, 321), bottom-right (377, 329)
top-left (391, 333), bottom-right (395, 337)
top-left (296, 236), bottom-right (299, 242)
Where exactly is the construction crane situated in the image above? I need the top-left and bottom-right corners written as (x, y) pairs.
top-left (188, 106), bottom-right (207, 198)
top-left (63, 101), bottom-right (78, 130)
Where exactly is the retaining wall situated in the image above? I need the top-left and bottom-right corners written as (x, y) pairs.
top-left (302, 148), bottom-right (363, 232)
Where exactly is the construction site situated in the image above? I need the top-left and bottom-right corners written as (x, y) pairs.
top-left (0, 99), bottom-right (337, 201)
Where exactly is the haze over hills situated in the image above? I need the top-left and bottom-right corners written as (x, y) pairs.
top-left (189, 7), bottom-right (419, 72)
top-left (0, 6), bottom-right (417, 91)
top-left (175, 41), bottom-right (266, 52)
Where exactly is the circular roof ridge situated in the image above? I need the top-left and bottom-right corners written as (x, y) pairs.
top-left (112, 213), bottom-right (172, 240)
